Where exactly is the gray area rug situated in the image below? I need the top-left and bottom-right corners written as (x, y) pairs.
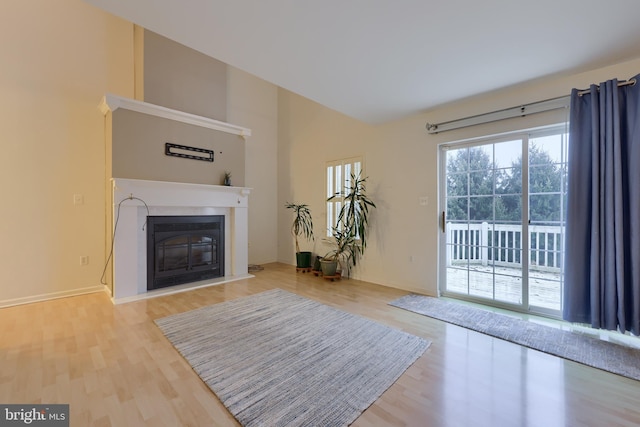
top-left (389, 294), bottom-right (640, 382)
top-left (156, 289), bottom-right (430, 427)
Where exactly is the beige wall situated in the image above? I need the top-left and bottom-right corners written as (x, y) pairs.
top-left (228, 68), bottom-right (279, 265)
top-left (277, 91), bottom-right (378, 271)
top-left (277, 57), bottom-right (640, 296)
top-left (0, 0), bottom-right (134, 304)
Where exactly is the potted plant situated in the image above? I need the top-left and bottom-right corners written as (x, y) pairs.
top-left (222, 171), bottom-right (232, 186)
top-left (312, 255), bottom-right (322, 273)
top-left (320, 226), bottom-right (357, 277)
top-left (323, 172), bottom-right (376, 277)
top-left (285, 202), bottom-right (314, 268)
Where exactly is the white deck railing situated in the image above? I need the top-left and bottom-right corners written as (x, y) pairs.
top-left (446, 222), bottom-right (564, 272)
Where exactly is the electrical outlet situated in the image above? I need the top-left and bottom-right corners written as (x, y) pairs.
top-left (73, 194), bottom-right (84, 205)
top-left (419, 196), bottom-right (428, 206)
top-left (80, 256), bottom-right (89, 266)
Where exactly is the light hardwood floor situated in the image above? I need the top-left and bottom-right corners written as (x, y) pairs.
top-left (1, 263), bottom-right (639, 426)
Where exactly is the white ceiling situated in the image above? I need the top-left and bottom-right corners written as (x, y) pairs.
top-left (85, 0), bottom-right (640, 124)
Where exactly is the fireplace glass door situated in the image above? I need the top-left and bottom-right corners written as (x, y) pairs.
top-left (156, 234), bottom-right (215, 273)
top-left (147, 215), bottom-right (224, 290)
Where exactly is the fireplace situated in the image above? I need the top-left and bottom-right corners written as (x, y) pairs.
top-left (110, 178), bottom-right (251, 303)
top-left (147, 215), bottom-right (224, 290)
top-left (102, 94), bottom-right (253, 303)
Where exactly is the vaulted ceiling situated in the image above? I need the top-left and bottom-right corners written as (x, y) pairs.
top-left (85, 0), bottom-right (640, 123)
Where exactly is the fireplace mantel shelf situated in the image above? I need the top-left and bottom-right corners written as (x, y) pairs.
top-left (99, 94), bottom-right (252, 138)
top-left (112, 178), bottom-right (252, 199)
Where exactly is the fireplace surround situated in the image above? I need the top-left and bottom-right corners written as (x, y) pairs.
top-left (110, 178), bottom-right (251, 303)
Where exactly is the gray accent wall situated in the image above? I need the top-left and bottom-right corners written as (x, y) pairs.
top-left (110, 30), bottom-right (244, 187)
top-left (112, 109), bottom-right (245, 186)
top-left (143, 29), bottom-right (227, 121)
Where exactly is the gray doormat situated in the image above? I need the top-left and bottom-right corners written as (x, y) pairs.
top-left (389, 294), bottom-right (640, 382)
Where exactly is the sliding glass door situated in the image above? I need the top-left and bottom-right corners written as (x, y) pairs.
top-left (526, 131), bottom-right (568, 313)
top-left (439, 127), bottom-right (568, 316)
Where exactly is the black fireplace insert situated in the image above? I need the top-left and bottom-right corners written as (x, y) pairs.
top-left (147, 215), bottom-right (224, 290)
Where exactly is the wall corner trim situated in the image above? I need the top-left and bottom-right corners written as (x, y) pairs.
top-left (99, 94), bottom-right (252, 138)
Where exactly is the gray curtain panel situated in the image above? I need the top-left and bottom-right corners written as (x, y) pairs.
top-left (563, 74), bottom-right (640, 335)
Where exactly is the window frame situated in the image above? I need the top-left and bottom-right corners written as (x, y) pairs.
top-left (438, 123), bottom-right (569, 318)
top-left (326, 156), bottom-right (363, 237)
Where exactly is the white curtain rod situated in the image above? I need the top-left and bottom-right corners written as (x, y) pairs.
top-left (425, 96), bottom-right (569, 134)
top-left (426, 78), bottom-right (637, 134)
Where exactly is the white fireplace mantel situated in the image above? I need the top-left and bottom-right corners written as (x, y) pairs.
top-left (99, 94), bottom-right (252, 138)
top-left (110, 178), bottom-right (252, 303)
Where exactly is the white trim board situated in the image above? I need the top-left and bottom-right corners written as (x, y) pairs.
top-left (99, 94), bottom-right (252, 137)
top-left (0, 285), bottom-right (107, 308)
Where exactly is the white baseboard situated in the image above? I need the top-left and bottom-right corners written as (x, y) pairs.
top-left (0, 285), bottom-right (108, 308)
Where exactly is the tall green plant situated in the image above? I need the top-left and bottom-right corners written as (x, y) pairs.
top-left (326, 172), bottom-right (376, 274)
top-left (285, 202), bottom-right (314, 253)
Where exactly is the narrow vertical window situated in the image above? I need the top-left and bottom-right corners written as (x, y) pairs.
top-left (326, 157), bottom-right (363, 236)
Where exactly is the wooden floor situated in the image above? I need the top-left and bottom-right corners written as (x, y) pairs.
top-left (1, 263), bottom-right (639, 427)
